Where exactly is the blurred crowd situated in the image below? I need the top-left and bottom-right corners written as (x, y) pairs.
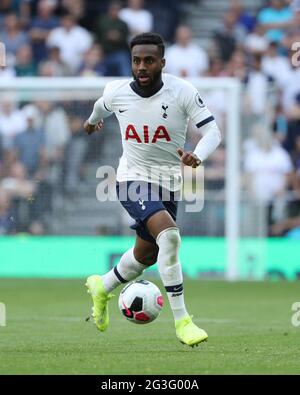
top-left (0, 0), bottom-right (193, 78)
top-left (1, 0), bottom-right (300, 238)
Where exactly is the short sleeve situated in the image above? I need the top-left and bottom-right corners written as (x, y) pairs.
top-left (102, 81), bottom-right (117, 112)
top-left (180, 80), bottom-right (214, 128)
top-left (102, 80), bottom-right (125, 112)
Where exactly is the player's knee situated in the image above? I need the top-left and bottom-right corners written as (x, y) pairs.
top-left (157, 227), bottom-right (181, 248)
top-left (156, 227), bottom-right (181, 265)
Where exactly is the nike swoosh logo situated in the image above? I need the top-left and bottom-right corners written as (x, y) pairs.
top-left (173, 286), bottom-right (182, 292)
top-left (119, 109), bottom-right (128, 113)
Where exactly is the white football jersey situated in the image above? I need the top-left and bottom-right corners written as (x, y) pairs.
top-left (103, 73), bottom-right (214, 191)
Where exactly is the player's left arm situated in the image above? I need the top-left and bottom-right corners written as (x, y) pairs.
top-left (177, 121), bottom-right (221, 168)
top-left (192, 118), bottom-right (222, 163)
top-left (178, 84), bottom-right (222, 167)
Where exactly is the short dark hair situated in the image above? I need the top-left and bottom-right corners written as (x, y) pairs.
top-left (130, 33), bottom-right (165, 58)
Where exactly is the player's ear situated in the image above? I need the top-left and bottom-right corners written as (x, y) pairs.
top-left (161, 58), bottom-right (166, 69)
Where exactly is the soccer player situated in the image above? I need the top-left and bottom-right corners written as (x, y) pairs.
top-left (84, 33), bottom-right (221, 347)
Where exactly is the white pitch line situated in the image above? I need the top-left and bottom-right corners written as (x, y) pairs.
top-left (9, 316), bottom-right (235, 324)
top-left (9, 316), bottom-right (83, 322)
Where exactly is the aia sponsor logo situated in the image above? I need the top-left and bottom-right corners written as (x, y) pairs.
top-left (125, 124), bottom-right (171, 143)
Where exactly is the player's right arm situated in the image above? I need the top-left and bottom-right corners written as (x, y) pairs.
top-left (84, 80), bottom-right (124, 135)
top-left (84, 97), bottom-right (112, 135)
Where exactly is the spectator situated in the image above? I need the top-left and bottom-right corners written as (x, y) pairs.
top-left (244, 24), bottom-right (270, 54)
top-left (257, 0), bottom-right (294, 44)
top-left (0, 189), bottom-right (15, 235)
top-left (204, 57), bottom-right (225, 77)
top-left (0, 99), bottom-right (27, 150)
top-left (29, 0), bottom-right (59, 63)
top-left (261, 41), bottom-right (292, 86)
top-left (270, 132), bottom-right (300, 239)
top-left (224, 49), bottom-right (247, 81)
top-left (38, 60), bottom-right (60, 76)
top-left (0, 132), bottom-right (3, 161)
top-left (0, 161), bottom-right (36, 200)
top-left (291, 0), bottom-right (300, 12)
top-left (147, 0), bottom-right (180, 43)
top-left (59, 0), bottom-right (96, 31)
top-left (273, 102), bottom-right (289, 144)
top-left (0, 0), bottom-right (14, 18)
top-left (245, 54), bottom-right (271, 118)
top-left (228, 0), bottom-right (256, 33)
top-left (0, 13), bottom-right (29, 62)
top-left (35, 100), bottom-right (70, 161)
top-left (119, 0), bottom-right (153, 39)
top-left (212, 10), bottom-right (246, 62)
top-left (0, 160), bottom-right (38, 231)
top-left (283, 89), bottom-right (300, 155)
top-left (279, 59), bottom-right (300, 156)
top-left (199, 56), bottom-right (227, 129)
top-left (286, 1), bottom-right (300, 37)
top-left (14, 105), bottom-right (45, 177)
top-left (46, 11), bottom-right (93, 73)
top-left (244, 125), bottom-right (293, 228)
top-left (18, 0), bottom-right (38, 29)
top-left (78, 44), bottom-right (107, 76)
top-left (60, 0), bottom-right (85, 24)
top-left (165, 25), bottom-right (208, 77)
top-left (95, 1), bottom-right (131, 77)
top-left (289, 134), bottom-right (300, 198)
top-left (35, 101), bottom-right (70, 186)
top-left (14, 44), bottom-right (38, 76)
top-left (38, 46), bottom-right (72, 76)
top-left (64, 116), bottom-right (88, 194)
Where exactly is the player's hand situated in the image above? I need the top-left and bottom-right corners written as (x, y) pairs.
top-left (177, 148), bottom-right (201, 168)
top-left (84, 119), bottom-right (104, 135)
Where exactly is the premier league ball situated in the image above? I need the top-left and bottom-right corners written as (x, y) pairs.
top-left (118, 280), bottom-right (164, 324)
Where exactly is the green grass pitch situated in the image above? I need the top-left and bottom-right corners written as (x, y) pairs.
top-left (0, 278), bottom-right (299, 374)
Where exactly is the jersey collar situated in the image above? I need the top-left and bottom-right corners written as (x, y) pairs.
top-left (130, 79), bottom-right (164, 98)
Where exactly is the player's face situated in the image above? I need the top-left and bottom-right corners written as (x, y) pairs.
top-left (131, 45), bottom-right (165, 88)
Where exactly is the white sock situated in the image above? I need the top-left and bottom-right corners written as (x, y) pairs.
top-left (156, 227), bottom-right (189, 321)
top-left (102, 248), bottom-right (148, 293)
